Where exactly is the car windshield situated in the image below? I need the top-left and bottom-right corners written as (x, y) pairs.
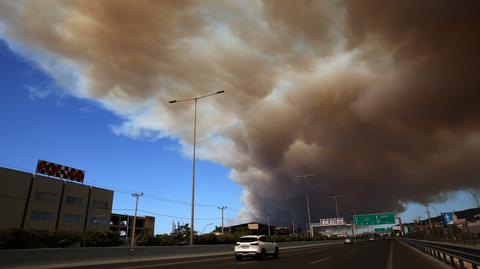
top-left (239, 237), bottom-right (258, 243)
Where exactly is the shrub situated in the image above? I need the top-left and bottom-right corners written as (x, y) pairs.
top-left (82, 231), bottom-right (123, 247)
top-left (0, 229), bottom-right (82, 249)
top-left (195, 233), bottom-right (219, 245)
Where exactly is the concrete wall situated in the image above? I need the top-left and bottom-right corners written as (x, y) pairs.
top-left (58, 182), bottom-right (90, 232)
top-left (0, 166), bottom-right (114, 232)
top-left (0, 168), bottom-right (32, 230)
top-left (24, 175), bottom-right (63, 231)
top-left (85, 187), bottom-right (114, 231)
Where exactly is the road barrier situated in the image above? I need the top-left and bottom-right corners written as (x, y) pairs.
top-left (0, 240), bottom-right (342, 268)
top-left (403, 238), bottom-right (480, 269)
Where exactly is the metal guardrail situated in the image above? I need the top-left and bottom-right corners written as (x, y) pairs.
top-left (403, 238), bottom-right (480, 269)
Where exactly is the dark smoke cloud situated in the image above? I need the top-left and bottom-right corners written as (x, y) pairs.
top-left (1, 0), bottom-right (479, 225)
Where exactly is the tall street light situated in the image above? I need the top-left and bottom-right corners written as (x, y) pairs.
top-left (349, 209), bottom-right (358, 237)
top-left (265, 215), bottom-right (271, 237)
top-left (202, 223), bottom-right (214, 234)
top-left (328, 195), bottom-right (343, 218)
top-left (427, 204), bottom-right (441, 216)
top-left (465, 190), bottom-right (480, 208)
top-left (292, 173), bottom-right (316, 237)
top-left (169, 90), bottom-right (224, 246)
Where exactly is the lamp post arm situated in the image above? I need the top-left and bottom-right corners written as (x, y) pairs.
top-left (169, 91), bottom-right (224, 103)
top-left (466, 190), bottom-right (480, 208)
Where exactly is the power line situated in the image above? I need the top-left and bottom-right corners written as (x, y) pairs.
top-left (80, 183), bottom-right (224, 209)
top-left (138, 209), bottom-right (221, 221)
top-left (0, 163), bottom-right (227, 209)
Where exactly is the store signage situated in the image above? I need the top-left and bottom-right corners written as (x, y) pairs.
top-left (318, 218), bottom-right (345, 226)
top-left (36, 160), bottom-right (85, 183)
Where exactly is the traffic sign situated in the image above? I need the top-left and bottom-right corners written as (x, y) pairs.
top-left (374, 227), bottom-right (393, 232)
top-left (354, 213), bottom-right (395, 226)
top-left (441, 212), bottom-right (455, 225)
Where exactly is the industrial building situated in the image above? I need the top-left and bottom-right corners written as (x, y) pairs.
top-left (223, 222), bottom-right (275, 236)
top-left (0, 166), bottom-right (113, 232)
top-left (109, 213), bottom-right (155, 237)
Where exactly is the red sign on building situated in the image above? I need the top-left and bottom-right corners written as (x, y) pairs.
top-left (35, 160), bottom-right (85, 183)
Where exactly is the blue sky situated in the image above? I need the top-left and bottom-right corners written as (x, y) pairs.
top-left (2, 0), bottom-right (480, 236)
top-left (0, 39), bottom-right (243, 234)
top-left (1, 38), bottom-right (477, 234)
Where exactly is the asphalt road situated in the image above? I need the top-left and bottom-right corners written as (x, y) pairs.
top-left (67, 239), bottom-right (450, 269)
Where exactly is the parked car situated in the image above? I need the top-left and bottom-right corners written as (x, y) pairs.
top-left (234, 235), bottom-right (279, 260)
top-left (344, 238), bottom-right (353, 244)
top-left (369, 237), bottom-right (376, 242)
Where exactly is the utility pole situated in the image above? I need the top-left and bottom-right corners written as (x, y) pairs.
top-left (328, 195), bottom-right (343, 218)
top-left (425, 202), bottom-right (433, 230)
top-left (218, 206), bottom-right (227, 234)
top-left (306, 194), bottom-right (313, 237)
top-left (350, 209), bottom-right (358, 238)
top-left (131, 192), bottom-right (144, 249)
top-left (266, 215), bottom-right (271, 237)
top-left (397, 216), bottom-right (404, 236)
top-left (292, 173), bottom-right (316, 237)
top-left (292, 219), bottom-right (296, 236)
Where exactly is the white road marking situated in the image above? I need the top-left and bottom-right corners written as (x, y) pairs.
top-left (122, 256), bottom-right (231, 269)
top-left (310, 257), bottom-right (332, 264)
top-left (387, 240), bottom-right (393, 269)
top-left (236, 261), bottom-right (256, 265)
top-left (309, 249), bottom-right (326, 253)
top-left (349, 248), bottom-right (357, 252)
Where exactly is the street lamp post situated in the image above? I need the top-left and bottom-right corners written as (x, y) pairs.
top-left (427, 204), bottom-right (441, 216)
top-left (424, 202), bottom-right (433, 230)
top-left (292, 173), bottom-right (316, 237)
top-left (328, 195), bottom-right (343, 218)
top-left (266, 215), bottom-right (271, 237)
top-left (465, 190), bottom-right (480, 208)
top-left (202, 223), bottom-right (214, 234)
top-left (350, 209), bottom-right (358, 237)
top-left (169, 90), bottom-right (224, 246)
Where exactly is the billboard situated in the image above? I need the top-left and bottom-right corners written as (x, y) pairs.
top-left (318, 218), bottom-right (345, 226)
top-left (36, 160), bottom-right (85, 183)
top-left (247, 223), bottom-right (259, 230)
top-left (354, 212), bottom-right (396, 226)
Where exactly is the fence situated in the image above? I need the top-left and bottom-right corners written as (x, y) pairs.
top-left (403, 238), bottom-right (480, 269)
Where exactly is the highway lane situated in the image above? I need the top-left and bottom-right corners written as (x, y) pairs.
top-left (67, 239), bottom-right (450, 269)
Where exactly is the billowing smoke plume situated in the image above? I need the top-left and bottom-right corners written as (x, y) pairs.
top-left (1, 0), bottom-right (480, 225)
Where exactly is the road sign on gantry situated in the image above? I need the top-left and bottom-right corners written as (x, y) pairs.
top-left (354, 212), bottom-right (396, 226)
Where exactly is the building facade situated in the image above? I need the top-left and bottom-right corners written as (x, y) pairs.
top-left (110, 213), bottom-right (155, 237)
top-left (0, 166), bottom-right (113, 232)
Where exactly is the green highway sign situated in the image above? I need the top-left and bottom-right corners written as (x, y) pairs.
top-left (374, 227), bottom-right (393, 232)
top-left (354, 212), bottom-right (396, 226)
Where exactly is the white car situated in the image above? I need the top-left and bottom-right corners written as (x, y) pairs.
top-left (234, 235), bottom-right (279, 260)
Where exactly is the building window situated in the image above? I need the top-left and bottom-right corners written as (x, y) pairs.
top-left (91, 216), bottom-right (107, 225)
top-left (34, 191), bottom-right (56, 201)
top-left (64, 214), bottom-right (81, 224)
top-left (66, 196), bottom-right (83, 205)
top-left (31, 211), bottom-right (53, 220)
top-left (92, 200), bottom-right (108, 209)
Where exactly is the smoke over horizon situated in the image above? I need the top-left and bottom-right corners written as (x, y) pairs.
top-left (1, 0), bottom-right (480, 225)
